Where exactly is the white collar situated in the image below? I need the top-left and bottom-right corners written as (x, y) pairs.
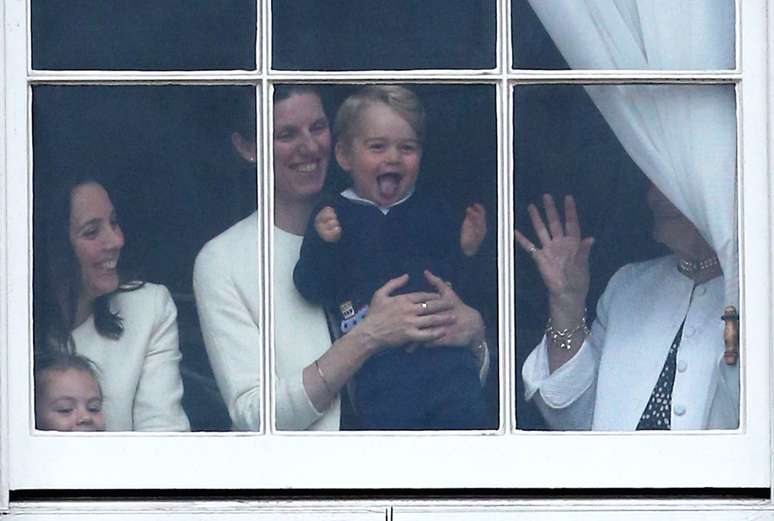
top-left (340, 187), bottom-right (415, 215)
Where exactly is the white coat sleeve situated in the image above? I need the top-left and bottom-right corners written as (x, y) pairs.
top-left (132, 285), bottom-right (191, 431)
top-left (194, 245), bottom-right (262, 431)
top-left (521, 277), bottom-right (617, 431)
top-left (275, 372), bottom-right (325, 430)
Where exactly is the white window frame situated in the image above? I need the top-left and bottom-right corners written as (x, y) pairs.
top-left (1, 0), bottom-right (773, 515)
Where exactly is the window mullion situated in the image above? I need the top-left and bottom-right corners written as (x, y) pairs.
top-left (26, 71), bottom-right (262, 83)
top-left (499, 78), bottom-right (514, 433)
top-left (261, 81), bottom-right (272, 434)
top-left (0, 0), bottom-right (9, 506)
top-left (500, 0), bottom-right (515, 435)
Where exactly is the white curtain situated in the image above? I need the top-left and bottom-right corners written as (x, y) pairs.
top-left (525, 0), bottom-right (738, 305)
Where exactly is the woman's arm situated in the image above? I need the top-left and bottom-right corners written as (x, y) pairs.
top-left (521, 297), bottom-right (607, 431)
top-left (194, 242), bottom-right (263, 431)
top-left (303, 273), bottom-right (458, 413)
top-left (514, 194), bottom-right (594, 372)
top-left (132, 285), bottom-right (191, 431)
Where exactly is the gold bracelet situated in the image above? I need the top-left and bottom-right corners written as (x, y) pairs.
top-left (545, 309), bottom-right (590, 351)
top-left (314, 359), bottom-right (335, 396)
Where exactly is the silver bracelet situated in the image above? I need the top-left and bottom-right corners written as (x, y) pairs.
top-left (545, 310), bottom-right (590, 351)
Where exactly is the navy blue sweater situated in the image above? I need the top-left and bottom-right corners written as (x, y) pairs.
top-left (294, 190), bottom-right (474, 335)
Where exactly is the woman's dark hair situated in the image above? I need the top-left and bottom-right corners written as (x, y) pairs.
top-left (273, 84), bottom-right (321, 105)
top-left (227, 84), bottom-right (322, 145)
top-left (228, 87), bottom-right (257, 142)
top-left (35, 173), bottom-right (137, 352)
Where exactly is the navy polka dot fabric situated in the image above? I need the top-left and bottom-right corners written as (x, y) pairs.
top-left (637, 323), bottom-right (685, 431)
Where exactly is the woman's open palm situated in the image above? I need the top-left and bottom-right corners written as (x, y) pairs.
top-left (514, 194), bottom-right (594, 306)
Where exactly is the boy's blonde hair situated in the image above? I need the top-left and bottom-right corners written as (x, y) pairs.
top-left (334, 85), bottom-right (426, 147)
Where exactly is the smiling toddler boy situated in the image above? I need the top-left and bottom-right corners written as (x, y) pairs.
top-left (293, 85), bottom-right (490, 430)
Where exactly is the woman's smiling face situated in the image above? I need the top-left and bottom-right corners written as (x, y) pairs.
top-left (68, 182), bottom-right (124, 303)
top-left (273, 92), bottom-right (332, 205)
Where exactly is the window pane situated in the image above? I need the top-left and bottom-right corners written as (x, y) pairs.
top-left (271, 84), bottom-right (499, 431)
top-left (32, 85), bottom-right (256, 432)
top-left (272, 1), bottom-right (496, 70)
top-left (513, 84), bottom-right (739, 431)
top-left (512, 0), bottom-right (736, 70)
top-left (32, 1), bottom-right (256, 70)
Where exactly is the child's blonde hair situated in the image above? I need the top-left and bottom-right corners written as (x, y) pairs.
top-left (334, 85), bottom-right (426, 147)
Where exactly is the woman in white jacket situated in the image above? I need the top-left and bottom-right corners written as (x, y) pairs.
top-left (36, 175), bottom-right (190, 431)
top-left (515, 186), bottom-right (738, 430)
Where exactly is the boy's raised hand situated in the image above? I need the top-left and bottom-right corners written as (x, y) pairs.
top-left (314, 206), bottom-right (342, 243)
top-left (460, 203), bottom-right (487, 257)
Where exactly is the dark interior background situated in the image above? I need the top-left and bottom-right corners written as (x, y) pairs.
top-left (272, 1), bottom-right (496, 70)
top-left (31, 1), bottom-right (256, 70)
top-left (32, 0), bottom-right (496, 72)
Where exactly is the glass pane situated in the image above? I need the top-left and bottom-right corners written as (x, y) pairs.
top-left (32, 85), bottom-right (256, 432)
top-left (512, 0), bottom-right (736, 70)
top-left (32, 1), bottom-right (256, 70)
top-left (513, 84), bottom-right (739, 431)
top-left (272, 1), bottom-right (496, 70)
top-left (271, 84), bottom-right (499, 431)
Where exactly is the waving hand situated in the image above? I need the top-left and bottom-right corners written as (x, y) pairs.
top-left (514, 194), bottom-right (593, 331)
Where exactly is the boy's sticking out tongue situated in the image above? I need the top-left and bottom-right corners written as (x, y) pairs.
top-left (377, 173), bottom-right (401, 201)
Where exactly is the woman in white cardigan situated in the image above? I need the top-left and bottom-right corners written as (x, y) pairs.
top-left (515, 187), bottom-right (738, 430)
top-left (36, 175), bottom-right (190, 431)
top-left (194, 85), bottom-right (489, 431)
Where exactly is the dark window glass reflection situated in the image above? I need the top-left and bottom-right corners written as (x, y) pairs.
top-left (33, 85), bottom-right (255, 431)
top-left (272, 1), bottom-right (496, 70)
top-left (32, 1), bottom-right (256, 70)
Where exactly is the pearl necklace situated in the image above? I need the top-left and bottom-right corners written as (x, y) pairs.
top-left (677, 255), bottom-right (719, 275)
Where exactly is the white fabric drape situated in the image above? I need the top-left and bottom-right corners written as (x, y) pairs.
top-left (525, 0), bottom-right (737, 305)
